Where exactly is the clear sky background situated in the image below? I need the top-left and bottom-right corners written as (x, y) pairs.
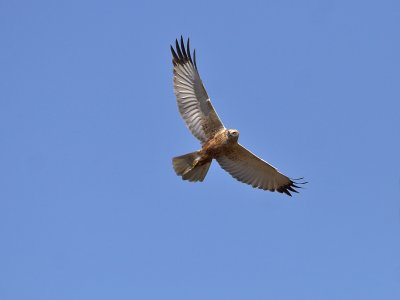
top-left (1, 0), bottom-right (400, 299)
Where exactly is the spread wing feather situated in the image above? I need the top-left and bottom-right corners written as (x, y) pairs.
top-left (217, 144), bottom-right (305, 196)
top-left (171, 37), bottom-right (225, 143)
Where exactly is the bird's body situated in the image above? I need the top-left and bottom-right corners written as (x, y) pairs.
top-left (172, 128), bottom-right (235, 182)
top-left (170, 37), bottom-right (306, 196)
top-left (200, 129), bottom-right (237, 158)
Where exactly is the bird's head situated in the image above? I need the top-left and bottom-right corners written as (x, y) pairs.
top-left (227, 129), bottom-right (239, 142)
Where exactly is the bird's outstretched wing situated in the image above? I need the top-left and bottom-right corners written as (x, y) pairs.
top-left (171, 37), bottom-right (225, 144)
top-left (216, 144), bottom-right (305, 196)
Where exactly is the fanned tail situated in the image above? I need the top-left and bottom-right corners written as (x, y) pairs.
top-left (172, 152), bottom-right (212, 182)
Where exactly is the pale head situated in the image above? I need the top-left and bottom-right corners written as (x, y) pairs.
top-left (227, 129), bottom-right (239, 142)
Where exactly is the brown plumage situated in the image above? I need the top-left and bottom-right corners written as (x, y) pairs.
top-left (171, 36), bottom-right (306, 196)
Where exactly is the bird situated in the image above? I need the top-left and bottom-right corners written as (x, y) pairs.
top-left (170, 36), bottom-right (306, 196)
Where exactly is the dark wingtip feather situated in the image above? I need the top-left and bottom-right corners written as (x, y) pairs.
top-left (287, 186), bottom-right (299, 193)
top-left (170, 45), bottom-right (179, 63)
top-left (187, 38), bottom-right (193, 64)
top-left (170, 36), bottom-right (197, 69)
top-left (291, 177), bottom-right (308, 184)
top-left (283, 190), bottom-right (292, 196)
top-left (276, 178), bottom-right (307, 196)
top-left (175, 39), bottom-right (183, 59)
top-left (180, 36), bottom-right (187, 59)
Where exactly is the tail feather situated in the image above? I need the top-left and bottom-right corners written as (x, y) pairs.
top-left (182, 161), bottom-right (211, 182)
top-left (172, 152), bottom-right (212, 182)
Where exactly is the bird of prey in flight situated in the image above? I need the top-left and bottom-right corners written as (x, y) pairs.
top-left (171, 37), bottom-right (306, 196)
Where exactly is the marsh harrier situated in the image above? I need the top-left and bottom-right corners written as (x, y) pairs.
top-left (171, 37), bottom-right (306, 196)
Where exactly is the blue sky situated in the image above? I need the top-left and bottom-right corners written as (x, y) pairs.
top-left (1, 0), bottom-right (400, 299)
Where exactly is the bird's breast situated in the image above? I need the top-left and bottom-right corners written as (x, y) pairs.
top-left (200, 129), bottom-right (230, 159)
